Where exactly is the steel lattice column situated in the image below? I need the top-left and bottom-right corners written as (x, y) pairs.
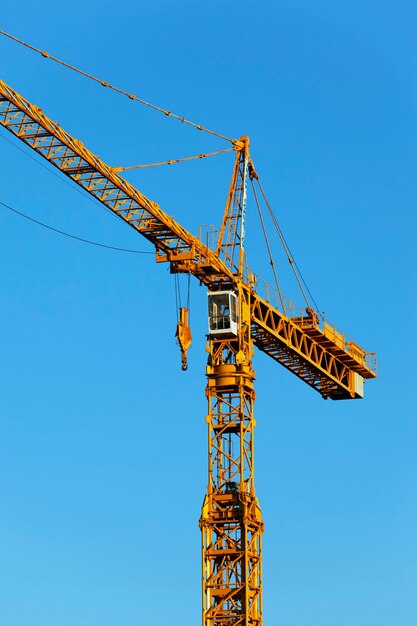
top-left (200, 336), bottom-right (264, 626)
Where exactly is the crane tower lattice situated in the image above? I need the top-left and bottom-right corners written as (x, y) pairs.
top-left (0, 76), bottom-right (376, 625)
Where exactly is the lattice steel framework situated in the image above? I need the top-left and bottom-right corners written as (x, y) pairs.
top-left (200, 146), bottom-right (264, 624)
top-left (216, 138), bottom-right (249, 274)
top-left (0, 77), bottom-right (376, 399)
top-left (0, 73), bottom-right (377, 626)
top-left (201, 295), bottom-right (263, 625)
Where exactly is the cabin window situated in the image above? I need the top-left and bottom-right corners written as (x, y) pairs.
top-left (208, 291), bottom-right (238, 336)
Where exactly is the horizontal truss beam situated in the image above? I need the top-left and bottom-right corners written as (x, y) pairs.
top-left (0, 79), bottom-right (233, 286)
top-left (0, 78), bottom-right (375, 400)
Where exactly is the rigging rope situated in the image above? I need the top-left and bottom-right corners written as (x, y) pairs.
top-left (254, 176), bottom-right (322, 317)
top-left (174, 274), bottom-right (180, 321)
top-left (250, 178), bottom-right (286, 313)
top-left (0, 199), bottom-right (153, 254)
top-left (0, 30), bottom-right (321, 315)
top-left (174, 273), bottom-right (191, 325)
top-left (0, 29), bottom-right (236, 145)
top-left (114, 147), bottom-right (235, 172)
top-left (187, 273), bottom-right (191, 311)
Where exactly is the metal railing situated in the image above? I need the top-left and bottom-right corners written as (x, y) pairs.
top-left (198, 224), bottom-right (219, 253)
top-left (194, 235), bottom-right (377, 376)
top-left (244, 265), bottom-right (377, 375)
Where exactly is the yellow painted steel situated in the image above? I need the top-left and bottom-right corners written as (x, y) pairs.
top-left (176, 307), bottom-right (192, 371)
top-left (201, 295), bottom-right (263, 625)
top-left (0, 78), bottom-right (234, 286)
top-left (0, 77), bottom-right (376, 399)
top-left (0, 76), bottom-right (378, 626)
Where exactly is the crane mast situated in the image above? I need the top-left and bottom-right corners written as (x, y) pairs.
top-left (0, 75), bottom-right (377, 626)
top-left (202, 308), bottom-right (262, 625)
top-left (201, 143), bottom-right (263, 624)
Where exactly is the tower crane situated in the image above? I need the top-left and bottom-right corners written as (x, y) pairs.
top-left (0, 75), bottom-right (376, 626)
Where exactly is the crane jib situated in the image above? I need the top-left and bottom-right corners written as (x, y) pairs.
top-left (0, 77), bottom-right (376, 400)
top-left (0, 78), bottom-right (232, 283)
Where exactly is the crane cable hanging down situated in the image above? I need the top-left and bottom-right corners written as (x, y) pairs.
top-left (0, 29), bottom-right (236, 146)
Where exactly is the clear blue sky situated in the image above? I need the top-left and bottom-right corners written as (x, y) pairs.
top-left (0, 2), bottom-right (416, 625)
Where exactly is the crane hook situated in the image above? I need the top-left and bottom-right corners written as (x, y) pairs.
top-left (176, 307), bottom-right (192, 372)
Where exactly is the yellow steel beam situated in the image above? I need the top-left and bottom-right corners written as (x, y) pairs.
top-left (201, 289), bottom-right (263, 626)
top-left (0, 77), bottom-right (376, 401)
top-left (249, 287), bottom-right (375, 400)
top-left (0, 78), bottom-right (234, 286)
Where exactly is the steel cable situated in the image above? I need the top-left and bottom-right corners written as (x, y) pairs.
top-left (0, 199), bottom-right (153, 254)
top-left (0, 29), bottom-right (236, 145)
